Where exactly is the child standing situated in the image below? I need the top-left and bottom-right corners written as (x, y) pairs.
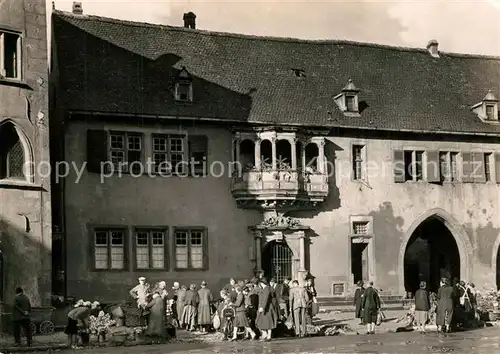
top-left (414, 281), bottom-right (430, 333)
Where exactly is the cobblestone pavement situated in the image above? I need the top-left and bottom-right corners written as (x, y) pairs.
top-left (53, 327), bottom-right (500, 354)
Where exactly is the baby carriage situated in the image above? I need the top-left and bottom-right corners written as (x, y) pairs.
top-left (222, 306), bottom-right (246, 339)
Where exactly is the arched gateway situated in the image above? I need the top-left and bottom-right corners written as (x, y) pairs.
top-left (262, 241), bottom-right (293, 283)
top-left (398, 209), bottom-right (472, 295)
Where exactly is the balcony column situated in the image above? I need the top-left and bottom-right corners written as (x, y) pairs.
top-left (234, 138), bottom-right (241, 175)
top-left (271, 137), bottom-right (277, 170)
top-left (255, 231), bottom-right (263, 273)
top-left (318, 139), bottom-right (325, 173)
top-left (301, 142), bottom-right (306, 171)
top-left (291, 138), bottom-right (297, 170)
top-left (254, 138), bottom-right (261, 169)
top-left (297, 230), bottom-right (308, 286)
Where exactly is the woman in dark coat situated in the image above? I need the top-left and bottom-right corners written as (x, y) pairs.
top-left (361, 281), bottom-right (380, 335)
top-left (436, 277), bottom-right (454, 333)
top-left (145, 293), bottom-right (166, 343)
top-left (230, 286), bottom-right (256, 341)
top-left (256, 278), bottom-right (277, 341)
top-left (354, 281), bottom-right (365, 324)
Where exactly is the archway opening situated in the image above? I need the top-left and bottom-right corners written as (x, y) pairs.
top-left (262, 241), bottom-right (293, 283)
top-left (0, 122), bottom-right (26, 180)
top-left (276, 140), bottom-right (291, 170)
top-left (403, 216), bottom-right (460, 295)
top-left (305, 143), bottom-right (319, 172)
top-left (260, 140), bottom-right (272, 169)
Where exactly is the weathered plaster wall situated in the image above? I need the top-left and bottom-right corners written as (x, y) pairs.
top-left (295, 136), bottom-right (500, 296)
top-left (0, 0), bottom-right (51, 305)
top-left (63, 121), bottom-right (261, 302)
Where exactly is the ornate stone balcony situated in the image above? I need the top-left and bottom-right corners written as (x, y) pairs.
top-left (231, 128), bottom-right (329, 211)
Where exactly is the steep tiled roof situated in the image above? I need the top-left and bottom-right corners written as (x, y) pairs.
top-left (52, 11), bottom-right (500, 134)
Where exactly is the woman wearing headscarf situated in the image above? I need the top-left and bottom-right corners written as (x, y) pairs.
top-left (256, 278), bottom-right (277, 341)
top-left (436, 277), bottom-right (454, 333)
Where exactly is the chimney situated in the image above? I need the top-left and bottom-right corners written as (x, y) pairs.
top-left (183, 12), bottom-right (196, 29)
top-left (72, 2), bottom-right (83, 15)
top-left (426, 39), bottom-right (439, 58)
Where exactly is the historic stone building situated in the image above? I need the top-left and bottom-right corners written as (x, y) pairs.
top-left (0, 0), bottom-right (51, 305)
top-left (51, 5), bottom-right (500, 301)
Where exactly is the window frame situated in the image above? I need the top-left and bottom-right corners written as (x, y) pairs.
top-left (438, 151), bottom-right (459, 182)
top-left (175, 81), bottom-right (193, 102)
top-left (403, 150), bottom-right (425, 182)
top-left (132, 227), bottom-right (169, 271)
top-left (345, 95), bottom-right (357, 112)
top-left (88, 225), bottom-right (129, 272)
top-left (108, 131), bottom-right (143, 173)
top-left (0, 125), bottom-right (25, 180)
top-left (486, 104), bottom-right (496, 120)
top-left (151, 134), bottom-right (188, 175)
top-left (0, 29), bottom-right (22, 82)
top-left (351, 144), bottom-right (366, 181)
top-left (484, 152), bottom-right (493, 182)
top-left (173, 227), bottom-right (208, 271)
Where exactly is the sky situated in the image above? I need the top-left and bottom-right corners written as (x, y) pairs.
top-left (49, 0), bottom-right (500, 56)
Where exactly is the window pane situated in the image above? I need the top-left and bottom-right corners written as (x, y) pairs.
top-left (153, 137), bottom-right (167, 152)
top-left (175, 231), bottom-right (188, 245)
top-left (95, 231), bottom-right (108, 245)
top-left (4, 33), bottom-right (19, 78)
top-left (111, 231), bottom-right (124, 245)
top-left (7, 139), bottom-right (24, 178)
top-left (110, 134), bottom-right (124, 149)
top-left (191, 231), bottom-right (203, 245)
top-left (170, 138), bottom-right (184, 152)
top-left (136, 246), bottom-right (149, 269)
top-left (136, 232), bottom-right (148, 245)
top-left (152, 232), bottom-right (164, 245)
top-left (346, 96), bottom-right (355, 111)
top-left (127, 136), bottom-right (141, 150)
top-left (175, 246), bottom-right (188, 268)
top-left (190, 246), bottom-right (203, 269)
top-left (110, 247), bottom-right (124, 269)
top-left (95, 246), bottom-right (108, 269)
top-left (152, 246), bottom-right (165, 269)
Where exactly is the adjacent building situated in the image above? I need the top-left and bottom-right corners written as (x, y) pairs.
top-left (51, 5), bottom-right (500, 301)
top-left (0, 0), bottom-right (51, 305)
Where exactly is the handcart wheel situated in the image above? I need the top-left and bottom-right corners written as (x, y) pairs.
top-left (39, 320), bottom-right (55, 335)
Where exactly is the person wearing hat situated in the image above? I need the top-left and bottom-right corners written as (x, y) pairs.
top-left (256, 278), bottom-right (277, 341)
top-left (129, 277), bottom-right (150, 309)
top-left (197, 281), bottom-right (213, 333)
top-left (354, 281), bottom-right (365, 324)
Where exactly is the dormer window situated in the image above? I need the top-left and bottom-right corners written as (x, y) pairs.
top-left (486, 104), bottom-right (495, 120)
top-left (334, 79), bottom-right (360, 115)
top-left (472, 90), bottom-right (498, 123)
top-left (174, 66), bottom-right (193, 102)
top-left (346, 95), bottom-right (356, 112)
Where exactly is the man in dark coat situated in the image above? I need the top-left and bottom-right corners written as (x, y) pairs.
top-left (12, 287), bottom-right (32, 346)
top-left (361, 281), bottom-right (380, 335)
top-left (353, 281), bottom-right (365, 324)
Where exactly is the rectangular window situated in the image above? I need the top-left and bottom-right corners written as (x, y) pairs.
top-left (151, 134), bottom-right (187, 175)
top-left (0, 31), bottom-right (21, 80)
top-left (93, 229), bottom-right (126, 270)
top-left (109, 132), bottom-right (142, 173)
top-left (175, 82), bottom-right (193, 102)
top-left (345, 96), bottom-right (356, 112)
top-left (438, 151), bottom-right (458, 182)
top-left (486, 105), bottom-right (495, 120)
top-left (174, 228), bottom-right (207, 270)
top-left (485, 153), bottom-right (492, 182)
top-left (134, 229), bottom-right (167, 269)
top-left (352, 145), bottom-right (365, 180)
top-left (403, 150), bottom-right (424, 181)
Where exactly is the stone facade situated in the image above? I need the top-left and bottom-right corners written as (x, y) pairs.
top-left (0, 0), bottom-right (51, 305)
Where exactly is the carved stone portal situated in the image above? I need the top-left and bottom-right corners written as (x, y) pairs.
top-left (249, 216), bottom-right (311, 286)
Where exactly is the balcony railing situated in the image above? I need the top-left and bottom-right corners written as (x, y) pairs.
top-left (232, 168), bottom-right (329, 209)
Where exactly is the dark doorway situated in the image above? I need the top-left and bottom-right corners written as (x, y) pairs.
top-left (351, 241), bottom-right (369, 284)
top-left (404, 217), bottom-right (460, 295)
top-left (262, 241), bottom-right (293, 283)
top-left (496, 247), bottom-right (500, 290)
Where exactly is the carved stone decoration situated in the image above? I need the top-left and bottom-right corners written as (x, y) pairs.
top-left (259, 215), bottom-right (302, 228)
top-left (283, 172), bottom-right (292, 182)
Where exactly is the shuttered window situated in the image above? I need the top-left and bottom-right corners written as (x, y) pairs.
top-left (86, 130), bottom-right (108, 174)
top-left (461, 152), bottom-right (473, 183)
top-left (188, 135), bottom-right (208, 176)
